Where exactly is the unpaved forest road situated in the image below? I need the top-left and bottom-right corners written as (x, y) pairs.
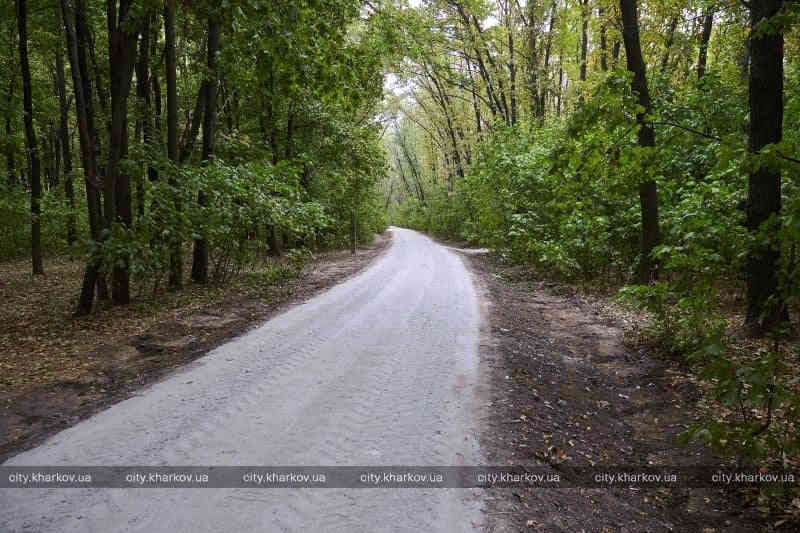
top-left (1, 228), bottom-right (486, 532)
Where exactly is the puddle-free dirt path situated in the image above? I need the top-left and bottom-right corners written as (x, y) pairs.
top-left (461, 251), bottom-right (767, 532)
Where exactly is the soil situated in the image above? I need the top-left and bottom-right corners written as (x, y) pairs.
top-left (0, 233), bottom-right (391, 463)
top-left (458, 250), bottom-right (779, 532)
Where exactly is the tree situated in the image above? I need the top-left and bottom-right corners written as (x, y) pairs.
top-left (191, 15), bottom-right (221, 284)
top-left (62, 0), bottom-right (105, 314)
top-left (16, 0), bottom-right (44, 275)
top-left (697, 7), bottom-right (714, 80)
top-left (579, 0), bottom-right (589, 84)
top-left (620, 0), bottom-right (659, 284)
top-left (745, 0), bottom-right (787, 335)
top-left (55, 41), bottom-right (76, 246)
top-left (106, 0), bottom-right (139, 305)
top-left (165, 0), bottom-right (181, 289)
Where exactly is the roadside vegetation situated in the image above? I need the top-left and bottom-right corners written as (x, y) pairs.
top-left (382, 0), bottom-right (800, 520)
top-left (1, 0), bottom-right (389, 309)
top-left (1, 0), bottom-right (389, 454)
top-left (4, 0), bottom-right (800, 523)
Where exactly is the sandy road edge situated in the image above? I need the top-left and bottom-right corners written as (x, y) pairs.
top-left (1, 232), bottom-right (393, 463)
top-left (447, 244), bottom-right (771, 533)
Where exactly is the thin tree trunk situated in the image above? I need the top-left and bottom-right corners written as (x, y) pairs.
top-left (179, 85), bottom-right (205, 163)
top-left (4, 30), bottom-right (16, 188)
top-left (134, 14), bottom-right (150, 218)
top-left (660, 17), bottom-right (679, 75)
top-left (466, 59), bottom-right (482, 138)
top-left (285, 108), bottom-right (295, 160)
top-left (5, 77), bottom-right (16, 187)
top-left (506, 1), bottom-right (517, 125)
top-left (56, 42), bottom-right (76, 245)
top-left (620, 0), bottom-right (660, 283)
top-left (525, 0), bottom-right (538, 121)
top-left (150, 23), bottom-right (162, 144)
top-left (350, 209), bottom-right (357, 255)
top-left (745, 0), bottom-right (787, 335)
top-left (16, 0), bottom-right (44, 275)
top-left (50, 122), bottom-right (60, 189)
top-left (62, 0), bottom-right (105, 314)
top-left (556, 55), bottom-right (563, 116)
top-left (599, 8), bottom-right (608, 72)
top-left (192, 16), bottom-right (220, 284)
top-left (165, 0), bottom-right (182, 288)
top-left (697, 8), bottom-right (714, 80)
top-left (579, 0), bottom-right (589, 82)
top-left (42, 123), bottom-right (52, 188)
top-left (537, 3), bottom-right (556, 121)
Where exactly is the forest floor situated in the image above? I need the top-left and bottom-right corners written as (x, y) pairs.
top-left (0, 232), bottom-right (391, 462)
top-left (457, 249), bottom-right (790, 532)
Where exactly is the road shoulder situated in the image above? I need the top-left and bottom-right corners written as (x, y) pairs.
top-left (0, 233), bottom-right (391, 463)
top-left (456, 249), bottom-right (767, 532)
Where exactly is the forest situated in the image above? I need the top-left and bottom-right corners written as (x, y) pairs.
top-left (382, 0), bottom-right (800, 481)
top-left (2, 0), bottom-right (800, 524)
top-left (1, 0), bottom-right (388, 312)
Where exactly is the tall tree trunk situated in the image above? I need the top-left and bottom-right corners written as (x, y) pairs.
top-left (466, 59), bottom-right (482, 138)
top-left (745, 0), bottom-right (787, 335)
top-left (537, 3), bottom-right (556, 122)
top-left (165, 0), bottom-right (182, 288)
top-left (134, 14), bottom-right (151, 219)
top-left (506, 1), bottom-right (517, 125)
top-left (107, 0), bottom-right (139, 305)
top-left (42, 123), bottom-right (53, 188)
top-left (660, 17), bottom-right (679, 75)
top-left (525, 0), bottom-right (539, 122)
top-left (88, 25), bottom-right (109, 137)
top-left (697, 8), bottom-right (714, 80)
top-left (75, 1), bottom-right (103, 224)
top-left (179, 85), bottom-right (204, 163)
top-left (50, 122), bottom-right (60, 189)
top-left (55, 42), bottom-right (76, 246)
top-left (62, 0), bottom-right (105, 314)
top-left (285, 108), bottom-right (295, 160)
top-left (556, 53), bottom-right (563, 116)
top-left (16, 0), bottom-right (44, 275)
top-left (5, 30), bottom-right (16, 187)
top-left (579, 0), bottom-right (589, 83)
top-left (350, 208), bottom-right (357, 255)
top-left (192, 17), bottom-right (220, 284)
top-left (150, 24), bottom-right (162, 143)
top-left (599, 8), bottom-right (608, 72)
top-left (5, 77), bottom-right (16, 187)
top-left (741, 37), bottom-right (751, 81)
top-left (620, 0), bottom-right (660, 283)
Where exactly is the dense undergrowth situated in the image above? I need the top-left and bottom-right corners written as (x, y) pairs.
top-left (392, 67), bottom-right (800, 503)
top-left (2, 152), bottom-right (388, 295)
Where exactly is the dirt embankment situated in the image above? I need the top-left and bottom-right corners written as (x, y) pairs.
top-left (0, 234), bottom-right (391, 462)
top-left (460, 250), bottom-right (772, 532)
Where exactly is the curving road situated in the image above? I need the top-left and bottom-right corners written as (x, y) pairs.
top-left (1, 228), bottom-right (486, 532)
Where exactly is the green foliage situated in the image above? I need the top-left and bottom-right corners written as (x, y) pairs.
top-left (388, 9), bottom-right (800, 476)
top-left (0, 183), bottom-right (88, 260)
top-left (96, 159), bottom-right (348, 289)
top-left (0, 186), bottom-right (31, 259)
top-left (678, 344), bottom-right (800, 465)
top-left (258, 248), bottom-right (314, 286)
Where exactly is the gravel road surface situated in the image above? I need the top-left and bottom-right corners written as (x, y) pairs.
top-left (1, 228), bottom-right (486, 532)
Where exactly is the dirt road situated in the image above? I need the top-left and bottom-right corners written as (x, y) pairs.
top-left (1, 228), bottom-right (486, 532)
